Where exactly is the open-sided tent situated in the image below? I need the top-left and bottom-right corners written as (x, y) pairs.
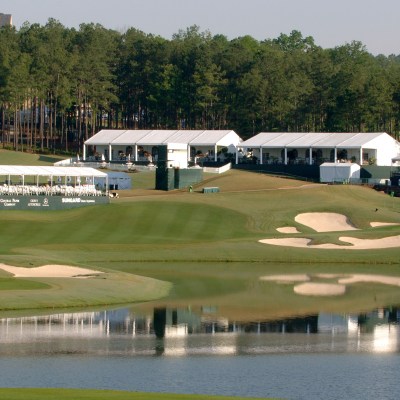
top-left (0, 165), bottom-right (108, 193)
top-left (238, 132), bottom-right (400, 166)
top-left (83, 129), bottom-right (242, 163)
top-left (0, 166), bottom-right (110, 209)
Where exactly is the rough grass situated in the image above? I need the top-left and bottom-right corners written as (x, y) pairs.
top-left (0, 389), bottom-right (273, 400)
top-left (0, 149), bottom-right (65, 165)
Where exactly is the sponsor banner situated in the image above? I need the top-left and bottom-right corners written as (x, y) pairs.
top-left (0, 196), bottom-right (109, 210)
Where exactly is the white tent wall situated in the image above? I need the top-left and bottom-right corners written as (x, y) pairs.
top-left (100, 172), bottom-right (132, 190)
top-left (362, 134), bottom-right (400, 166)
top-left (320, 163), bottom-right (361, 183)
top-left (165, 143), bottom-right (189, 168)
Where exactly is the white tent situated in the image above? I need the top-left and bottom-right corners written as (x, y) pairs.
top-left (0, 165), bottom-right (108, 196)
top-left (239, 132), bottom-right (400, 166)
top-left (84, 129), bottom-right (242, 163)
top-left (0, 165), bottom-right (108, 179)
top-left (320, 162), bottom-right (361, 183)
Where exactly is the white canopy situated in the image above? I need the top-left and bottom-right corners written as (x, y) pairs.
top-left (240, 132), bottom-right (390, 149)
top-left (238, 132), bottom-right (400, 166)
top-left (0, 165), bottom-right (107, 178)
top-left (84, 129), bottom-right (241, 147)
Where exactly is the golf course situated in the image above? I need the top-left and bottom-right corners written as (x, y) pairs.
top-left (1, 149), bottom-right (400, 399)
top-left (0, 149), bottom-right (400, 318)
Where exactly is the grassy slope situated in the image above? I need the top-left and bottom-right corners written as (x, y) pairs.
top-left (0, 389), bottom-right (274, 400)
top-left (0, 151), bottom-right (400, 316)
top-left (0, 149), bottom-right (65, 165)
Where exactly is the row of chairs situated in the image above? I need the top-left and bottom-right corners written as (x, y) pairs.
top-left (1, 184), bottom-right (105, 197)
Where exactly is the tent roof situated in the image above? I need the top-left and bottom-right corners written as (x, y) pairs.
top-left (241, 132), bottom-right (390, 148)
top-left (85, 130), bottom-right (242, 146)
top-left (84, 129), bottom-right (127, 145)
top-left (0, 166), bottom-right (107, 177)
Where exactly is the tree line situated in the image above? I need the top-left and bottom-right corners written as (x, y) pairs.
top-left (0, 20), bottom-right (399, 154)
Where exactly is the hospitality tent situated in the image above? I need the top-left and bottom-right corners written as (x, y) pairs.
top-left (83, 129), bottom-right (242, 163)
top-left (0, 165), bottom-right (108, 195)
top-left (238, 132), bottom-right (400, 166)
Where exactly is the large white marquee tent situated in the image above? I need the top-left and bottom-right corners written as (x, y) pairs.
top-left (84, 129), bottom-right (242, 163)
top-left (238, 132), bottom-right (400, 166)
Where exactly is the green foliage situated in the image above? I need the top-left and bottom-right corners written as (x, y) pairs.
top-left (1, 22), bottom-right (400, 150)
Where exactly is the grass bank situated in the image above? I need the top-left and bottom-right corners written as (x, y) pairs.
top-left (0, 388), bottom-right (275, 400)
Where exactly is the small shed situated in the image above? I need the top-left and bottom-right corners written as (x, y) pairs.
top-left (320, 162), bottom-right (361, 183)
top-left (104, 172), bottom-right (132, 190)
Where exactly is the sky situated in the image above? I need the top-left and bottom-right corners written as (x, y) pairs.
top-left (2, 0), bottom-right (399, 55)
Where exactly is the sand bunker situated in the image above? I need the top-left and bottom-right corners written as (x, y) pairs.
top-left (261, 212), bottom-right (400, 250)
top-left (259, 235), bottom-right (400, 250)
top-left (370, 222), bottom-right (400, 227)
top-left (338, 274), bottom-right (400, 287)
top-left (294, 282), bottom-right (346, 296)
top-left (260, 274), bottom-right (310, 283)
top-left (0, 263), bottom-right (102, 278)
top-left (295, 212), bottom-right (358, 232)
top-left (276, 227), bottom-right (300, 234)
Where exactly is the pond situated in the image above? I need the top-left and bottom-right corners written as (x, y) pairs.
top-left (0, 305), bottom-right (399, 399)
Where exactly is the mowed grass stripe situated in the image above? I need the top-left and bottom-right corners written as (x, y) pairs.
top-left (0, 202), bottom-right (251, 249)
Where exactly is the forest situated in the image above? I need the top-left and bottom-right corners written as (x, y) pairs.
top-left (0, 20), bottom-right (399, 154)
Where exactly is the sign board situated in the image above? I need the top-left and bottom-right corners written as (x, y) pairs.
top-left (0, 196), bottom-right (109, 210)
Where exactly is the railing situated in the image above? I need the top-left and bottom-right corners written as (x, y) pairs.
top-left (203, 163), bottom-right (232, 174)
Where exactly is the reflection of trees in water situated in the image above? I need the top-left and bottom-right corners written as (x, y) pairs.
top-left (0, 306), bottom-right (398, 339)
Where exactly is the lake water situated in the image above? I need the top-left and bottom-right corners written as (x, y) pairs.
top-left (0, 306), bottom-right (399, 400)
